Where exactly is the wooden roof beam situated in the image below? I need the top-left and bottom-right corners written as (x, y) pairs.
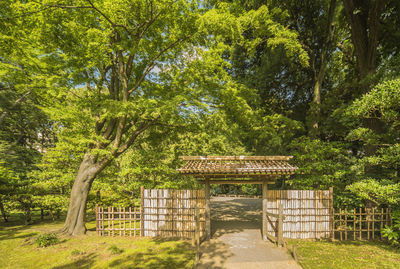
top-left (179, 156), bottom-right (293, 161)
top-left (197, 180), bottom-right (275, 184)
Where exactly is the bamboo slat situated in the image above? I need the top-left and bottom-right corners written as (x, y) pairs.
top-left (266, 190), bottom-right (332, 240)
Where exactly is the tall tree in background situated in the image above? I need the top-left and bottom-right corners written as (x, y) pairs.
top-left (342, 0), bottom-right (383, 89)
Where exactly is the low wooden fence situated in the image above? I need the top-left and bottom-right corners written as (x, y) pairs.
top-left (333, 208), bottom-right (391, 240)
top-left (96, 205), bottom-right (142, 237)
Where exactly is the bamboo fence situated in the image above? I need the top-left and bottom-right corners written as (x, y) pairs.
top-left (142, 189), bottom-right (206, 238)
top-left (96, 188), bottom-right (391, 242)
top-left (96, 204), bottom-right (142, 237)
top-left (333, 208), bottom-right (391, 240)
top-left (266, 190), bottom-right (332, 239)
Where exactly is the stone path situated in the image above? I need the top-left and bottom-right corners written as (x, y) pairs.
top-left (195, 197), bottom-right (301, 269)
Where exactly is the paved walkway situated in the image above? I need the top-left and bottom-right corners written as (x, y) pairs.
top-left (196, 197), bottom-right (301, 269)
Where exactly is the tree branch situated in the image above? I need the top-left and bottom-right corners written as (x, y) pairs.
top-left (0, 90), bottom-right (31, 125)
top-left (128, 35), bottom-right (193, 94)
top-left (117, 116), bottom-right (160, 155)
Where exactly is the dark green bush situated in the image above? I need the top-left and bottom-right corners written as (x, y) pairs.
top-left (108, 244), bottom-right (123, 254)
top-left (35, 233), bottom-right (60, 248)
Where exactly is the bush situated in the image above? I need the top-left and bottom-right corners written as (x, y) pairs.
top-left (108, 244), bottom-right (123, 254)
top-left (71, 249), bottom-right (84, 256)
top-left (382, 209), bottom-right (400, 247)
top-left (35, 233), bottom-right (60, 248)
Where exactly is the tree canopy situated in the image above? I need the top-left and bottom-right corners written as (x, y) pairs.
top-left (1, 0), bottom-right (400, 239)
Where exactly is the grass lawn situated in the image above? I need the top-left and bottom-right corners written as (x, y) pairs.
top-left (0, 216), bottom-right (195, 269)
top-left (288, 239), bottom-right (400, 269)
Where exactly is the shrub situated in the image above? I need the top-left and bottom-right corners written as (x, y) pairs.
top-left (35, 233), bottom-right (60, 248)
top-left (71, 249), bottom-right (83, 256)
top-left (108, 244), bottom-right (123, 254)
top-left (382, 209), bottom-right (400, 247)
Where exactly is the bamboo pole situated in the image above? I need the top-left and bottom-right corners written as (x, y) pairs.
top-left (141, 186), bottom-right (145, 237)
top-left (372, 208), bottom-right (375, 240)
top-left (108, 206), bottom-right (111, 236)
top-left (111, 207), bottom-right (114, 236)
top-left (329, 187), bottom-right (334, 241)
top-left (195, 205), bottom-right (200, 262)
top-left (95, 204), bottom-right (99, 236)
top-left (278, 203), bottom-right (284, 247)
top-left (367, 208), bottom-right (370, 240)
top-left (353, 208), bottom-right (356, 240)
top-left (359, 208), bottom-right (362, 240)
top-left (205, 178), bottom-right (211, 240)
top-left (262, 179), bottom-right (268, 241)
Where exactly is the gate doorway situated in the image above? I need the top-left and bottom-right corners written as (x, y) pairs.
top-left (177, 155), bottom-right (298, 240)
top-left (210, 196), bottom-right (262, 238)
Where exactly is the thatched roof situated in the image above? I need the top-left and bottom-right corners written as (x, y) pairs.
top-left (177, 156), bottom-right (298, 178)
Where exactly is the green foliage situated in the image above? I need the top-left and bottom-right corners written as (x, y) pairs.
top-left (346, 179), bottom-right (400, 206)
top-left (70, 249), bottom-right (84, 256)
top-left (35, 233), bottom-right (60, 248)
top-left (108, 244), bottom-right (124, 255)
top-left (382, 209), bottom-right (400, 247)
top-left (289, 137), bottom-right (354, 188)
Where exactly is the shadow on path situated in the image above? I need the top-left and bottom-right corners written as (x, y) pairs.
top-left (196, 197), bottom-right (301, 269)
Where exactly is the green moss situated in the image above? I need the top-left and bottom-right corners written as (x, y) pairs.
top-left (288, 239), bottom-right (400, 269)
top-left (0, 219), bottom-right (195, 269)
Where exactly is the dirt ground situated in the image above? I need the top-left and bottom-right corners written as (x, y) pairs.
top-left (195, 197), bottom-right (301, 269)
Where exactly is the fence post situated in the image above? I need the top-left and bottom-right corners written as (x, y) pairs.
top-left (195, 205), bottom-right (200, 262)
top-left (278, 203), bottom-right (284, 247)
top-left (262, 179), bottom-right (268, 241)
top-left (141, 186), bottom-right (145, 237)
top-left (329, 187), bottom-right (334, 241)
top-left (95, 204), bottom-right (99, 236)
top-left (205, 178), bottom-right (211, 240)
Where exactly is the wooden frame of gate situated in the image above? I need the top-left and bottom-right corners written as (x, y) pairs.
top-left (177, 155), bottom-right (298, 240)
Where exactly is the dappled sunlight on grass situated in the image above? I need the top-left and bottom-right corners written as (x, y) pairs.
top-left (0, 217), bottom-right (195, 269)
top-left (288, 239), bottom-right (400, 269)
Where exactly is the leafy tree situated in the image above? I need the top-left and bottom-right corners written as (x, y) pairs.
top-left (5, 0), bottom-right (308, 235)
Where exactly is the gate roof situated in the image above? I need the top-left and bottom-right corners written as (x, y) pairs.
top-left (177, 156), bottom-right (298, 178)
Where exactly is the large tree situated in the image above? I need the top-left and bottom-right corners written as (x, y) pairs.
top-left (4, 0), bottom-right (309, 235)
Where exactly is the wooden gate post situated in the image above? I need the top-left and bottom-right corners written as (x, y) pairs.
top-left (95, 204), bottom-right (99, 236)
top-left (329, 187), bottom-right (334, 241)
top-left (195, 205), bottom-right (200, 261)
top-left (205, 178), bottom-right (211, 240)
top-left (141, 186), bottom-right (145, 237)
top-left (262, 179), bottom-right (268, 241)
top-left (278, 203), bottom-right (284, 247)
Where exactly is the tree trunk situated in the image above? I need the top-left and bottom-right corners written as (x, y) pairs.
top-left (0, 198), bottom-right (8, 222)
top-left (60, 153), bottom-right (108, 235)
top-left (24, 206), bottom-right (31, 225)
top-left (309, 0), bottom-right (337, 137)
top-left (342, 0), bottom-right (383, 90)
